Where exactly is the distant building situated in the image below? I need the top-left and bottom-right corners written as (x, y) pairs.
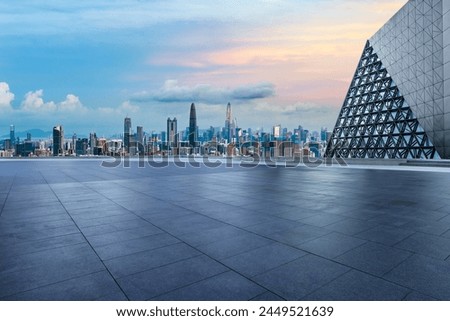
top-left (89, 132), bottom-right (97, 154)
top-left (123, 117), bottom-right (132, 152)
top-left (273, 125), bottom-right (281, 139)
top-left (76, 138), bottom-right (88, 156)
top-left (9, 125), bottom-right (15, 147)
top-left (224, 102), bottom-right (236, 143)
top-left (136, 126), bottom-right (144, 154)
top-left (167, 117), bottom-right (178, 153)
top-left (53, 125), bottom-right (64, 156)
top-left (188, 103), bottom-right (198, 149)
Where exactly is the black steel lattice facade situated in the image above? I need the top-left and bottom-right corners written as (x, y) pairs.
top-left (325, 41), bottom-right (436, 159)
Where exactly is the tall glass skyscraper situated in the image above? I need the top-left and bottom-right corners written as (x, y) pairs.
top-left (9, 125), bottom-right (15, 146)
top-left (123, 117), bottom-right (132, 153)
top-left (188, 103), bottom-right (197, 149)
top-left (53, 125), bottom-right (64, 156)
top-left (167, 117), bottom-right (178, 149)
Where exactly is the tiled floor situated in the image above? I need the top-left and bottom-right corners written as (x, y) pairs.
top-left (1, 159), bottom-right (450, 300)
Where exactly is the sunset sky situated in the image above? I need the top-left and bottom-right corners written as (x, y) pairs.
top-left (0, 0), bottom-right (408, 136)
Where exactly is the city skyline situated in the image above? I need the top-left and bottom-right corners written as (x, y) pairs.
top-left (0, 101), bottom-right (328, 140)
top-left (0, 1), bottom-right (407, 135)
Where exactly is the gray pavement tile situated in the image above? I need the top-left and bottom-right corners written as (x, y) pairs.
top-left (3, 271), bottom-right (123, 301)
top-left (79, 218), bottom-right (155, 236)
top-left (197, 233), bottom-right (273, 260)
top-left (252, 254), bottom-right (350, 300)
top-left (442, 229), bottom-right (450, 239)
top-left (244, 219), bottom-right (305, 236)
top-left (324, 218), bottom-right (379, 235)
top-left (0, 213), bottom-right (71, 225)
top-left (394, 232), bottom-right (450, 260)
top-left (103, 242), bottom-right (200, 278)
top-left (0, 205), bottom-right (68, 218)
top-left (268, 225), bottom-right (331, 246)
top-left (178, 225), bottom-right (249, 247)
top-left (95, 232), bottom-right (180, 261)
top-left (297, 232), bottom-right (367, 259)
top-left (217, 213), bottom-right (276, 228)
top-left (222, 243), bottom-right (307, 277)
top-left (95, 291), bottom-right (129, 301)
top-left (0, 218), bottom-right (75, 236)
top-left (403, 291), bottom-right (438, 301)
top-left (118, 255), bottom-right (228, 300)
top-left (250, 291), bottom-right (285, 301)
top-left (154, 271), bottom-right (266, 301)
top-left (151, 213), bottom-right (227, 235)
top-left (402, 219), bottom-right (450, 236)
top-left (304, 270), bottom-right (409, 301)
top-left (335, 241), bottom-right (412, 276)
top-left (0, 233), bottom-right (86, 259)
top-left (86, 225), bottom-right (163, 248)
top-left (385, 254), bottom-right (450, 300)
top-left (340, 208), bottom-right (385, 220)
top-left (298, 214), bottom-right (347, 227)
top-left (367, 212), bottom-right (417, 228)
top-left (74, 213), bottom-right (140, 228)
top-left (355, 225), bottom-right (416, 246)
top-left (0, 224), bottom-right (80, 244)
top-left (0, 244), bottom-right (105, 298)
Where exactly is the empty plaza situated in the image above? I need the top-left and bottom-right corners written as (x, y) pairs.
top-left (1, 159), bottom-right (450, 300)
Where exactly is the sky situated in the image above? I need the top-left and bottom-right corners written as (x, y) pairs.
top-left (0, 0), bottom-right (408, 137)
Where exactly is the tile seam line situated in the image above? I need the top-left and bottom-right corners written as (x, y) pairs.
top-left (37, 170), bottom-right (131, 301)
top-left (0, 173), bottom-right (16, 218)
top-left (0, 269), bottom-right (108, 301)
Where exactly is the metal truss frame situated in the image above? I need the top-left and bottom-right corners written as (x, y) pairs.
top-left (325, 41), bottom-right (436, 159)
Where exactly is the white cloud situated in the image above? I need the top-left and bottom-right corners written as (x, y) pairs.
top-left (0, 82), bottom-right (14, 111)
top-left (59, 94), bottom-right (83, 112)
top-left (21, 90), bottom-right (56, 112)
top-left (133, 80), bottom-right (275, 104)
top-left (20, 90), bottom-right (87, 114)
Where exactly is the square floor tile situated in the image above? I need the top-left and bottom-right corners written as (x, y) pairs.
top-left (252, 255), bottom-right (350, 300)
top-left (335, 242), bottom-right (412, 276)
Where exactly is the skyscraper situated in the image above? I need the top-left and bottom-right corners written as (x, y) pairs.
top-left (9, 125), bottom-right (15, 147)
top-left (188, 103), bottom-right (197, 148)
top-left (89, 132), bottom-right (97, 155)
top-left (225, 102), bottom-right (232, 142)
top-left (124, 117), bottom-right (132, 152)
top-left (167, 117), bottom-right (178, 149)
top-left (53, 125), bottom-right (64, 156)
top-left (136, 126), bottom-right (144, 154)
top-left (326, 0), bottom-right (450, 159)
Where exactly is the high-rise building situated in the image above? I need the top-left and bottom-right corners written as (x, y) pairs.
top-left (224, 102), bottom-right (232, 142)
top-left (124, 117), bottom-right (132, 152)
top-left (136, 126), bottom-right (144, 154)
top-left (9, 125), bottom-right (15, 147)
top-left (76, 138), bottom-right (88, 156)
top-left (89, 132), bottom-right (97, 154)
top-left (326, 0), bottom-right (450, 159)
top-left (167, 117), bottom-right (178, 149)
top-left (53, 125), bottom-right (64, 156)
top-left (188, 103), bottom-right (198, 148)
top-left (273, 125), bottom-right (281, 139)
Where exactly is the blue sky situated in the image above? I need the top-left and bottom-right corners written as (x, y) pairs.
top-left (0, 0), bottom-right (407, 137)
